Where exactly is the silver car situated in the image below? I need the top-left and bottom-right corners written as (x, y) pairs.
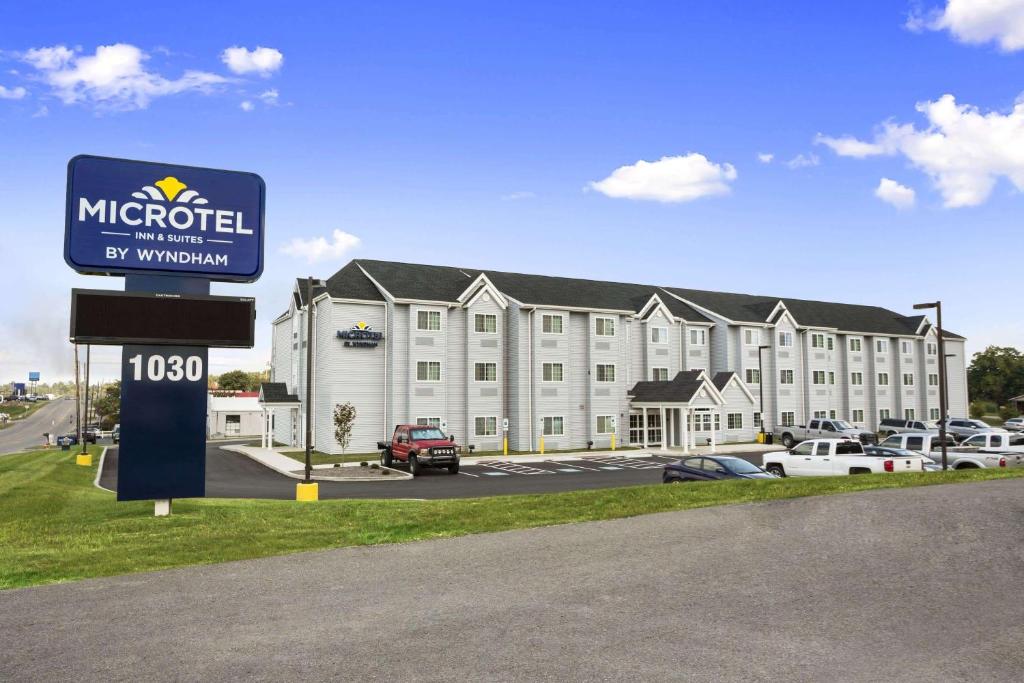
top-left (878, 417), bottom-right (941, 437)
top-left (943, 418), bottom-right (1006, 442)
top-left (1003, 417), bottom-right (1024, 432)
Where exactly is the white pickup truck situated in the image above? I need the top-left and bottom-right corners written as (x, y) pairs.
top-left (763, 438), bottom-right (927, 477)
top-left (879, 432), bottom-right (1024, 470)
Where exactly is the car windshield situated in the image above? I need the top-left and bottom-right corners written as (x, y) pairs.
top-left (719, 458), bottom-right (762, 474)
top-left (921, 421), bottom-right (939, 429)
top-left (410, 428), bottom-right (446, 440)
top-left (832, 421), bottom-right (855, 430)
top-left (968, 421), bottom-right (988, 429)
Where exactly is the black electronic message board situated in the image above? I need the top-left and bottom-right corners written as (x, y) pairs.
top-left (70, 289), bottom-right (255, 348)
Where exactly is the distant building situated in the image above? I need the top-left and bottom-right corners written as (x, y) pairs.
top-left (270, 260), bottom-right (969, 454)
top-left (207, 394), bottom-right (263, 438)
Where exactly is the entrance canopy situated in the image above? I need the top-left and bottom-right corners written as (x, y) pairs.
top-left (258, 383), bottom-right (301, 449)
top-left (627, 370), bottom-right (726, 453)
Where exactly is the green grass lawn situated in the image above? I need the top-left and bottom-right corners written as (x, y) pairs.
top-left (3, 445), bottom-right (1024, 590)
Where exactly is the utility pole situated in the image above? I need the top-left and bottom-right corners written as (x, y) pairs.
top-left (758, 345), bottom-right (770, 439)
top-left (74, 345), bottom-right (82, 447)
top-left (914, 301), bottom-right (948, 471)
top-left (304, 276), bottom-right (314, 482)
top-left (81, 345), bottom-right (91, 455)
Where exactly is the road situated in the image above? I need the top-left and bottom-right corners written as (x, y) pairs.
top-left (98, 441), bottom-right (716, 499)
top-left (2, 478), bottom-right (1021, 681)
top-left (0, 399), bottom-right (78, 455)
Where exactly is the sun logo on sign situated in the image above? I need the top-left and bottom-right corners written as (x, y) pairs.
top-left (352, 322), bottom-right (372, 331)
top-left (131, 176), bottom-right (210, 205)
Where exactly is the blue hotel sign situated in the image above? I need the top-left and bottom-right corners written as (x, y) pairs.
top-left (65, 155), bottom-right (265, 282)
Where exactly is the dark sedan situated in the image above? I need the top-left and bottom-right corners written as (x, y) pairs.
top-left (663, 455), bottom-right (775, 483)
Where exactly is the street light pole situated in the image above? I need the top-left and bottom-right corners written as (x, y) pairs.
top-left (914, 301), bottom-right (948, 471)
top-left (304, 276), bottom-right (314, 482)
top-left (758, 345), bottom-right (770, 438)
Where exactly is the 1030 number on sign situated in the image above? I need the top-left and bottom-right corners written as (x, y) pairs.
top-left (128, 354), bottom-right (203, 382)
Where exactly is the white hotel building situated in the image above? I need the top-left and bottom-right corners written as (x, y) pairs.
top-left (267, 260), bottom-right (968, 454)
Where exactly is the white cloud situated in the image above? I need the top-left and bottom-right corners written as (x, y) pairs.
top-left (20, 43), bottom-right (227, 111)
top-left (0, 85), bottom-right (27, 99)
top-left (32, 105), bottom-right (48, 118)
top-left (785, 153), bottom-right (820, 169)
top-left (240, 100), bottom-right (254, 111)
top-left (820, 93), bottom-right (1024, 207)
top-left (258, 88), bottom-right (279, 105)
top-left (221, 46), bottom-right (283, 76)
top-left (757, 152), bottom-right (774, 163)
top-left (280, 230), bottom-right (361, 263)
top-left (587, 153), bottom-right (737, 203)
top-left (910, 0), bottom-right (1024, 52)
top-left (875, 178), bottom-right (916, 209)
top-left (501, 191), bottom-right (536, 201)
top-left (814, 133), bottom-right (886, 158)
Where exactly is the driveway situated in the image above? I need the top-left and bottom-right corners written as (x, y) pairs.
top-left (2, 478), bottom-right (1021, 681)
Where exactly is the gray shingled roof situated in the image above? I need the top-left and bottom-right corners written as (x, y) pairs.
top-left (259, 382), bottom-right (300, 404)
top-left (308, 259), bottom-right (958, 339)
top-left (629, 370), bottom-right (705, 403)
top-left (712, 372), bottom-right (736, 392)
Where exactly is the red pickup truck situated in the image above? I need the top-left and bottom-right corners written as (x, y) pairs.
top-left (377, 425), bottom-right (461, 475)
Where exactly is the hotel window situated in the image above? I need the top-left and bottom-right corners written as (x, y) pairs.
top-left (416, 361), bottom-right (441, 382)
top-left (901, 340), bottom-right (912, 354)
top-left (827, 336), bottom-right (834, 351)
top-left (745, 368), bottom-right (760, 384)
top-left (652, 367), bottom-right (669, 381)
top-left (849, 338), bottom-right (862, 352)
top-left (543, 416), bottom-right (564, 436)
top-left (879, 409), bottom-right (891, 421)
top-left (474, 313), bottom-right (497, 333)
top-left (926, 342), bottom-right (937, 355)
top-left (781, 411), bottom-right (795, 427)
top-left (830, 410), bottom-right (837, 419)
top-left (903, 373), bottom-right (914, 386)
top-left (904, 408), bottom-right (915, 420)
top-left (852, 409), bottom-right (864, 423)
top-left (878, 372), bottom-right (889, 386)
top-left (876, 339), bottom-right (889, 353)
top-left (417, 310), bottom-right (441, 331)
top-left (727, 413), bottom-right (743, 430)
top-left (780, 369), bottom-right (794, 385)
top-left (714, 414), bottom-right (721, 431)
top-left (744, 328), bottom-right (758, 345)
top-left (814, 410), bottom-right (828, 419)
top-left (474, 362), bottom-right (497, 382)
top-left (928, 373), bottom-right (939, 386)
top-left (813, 371), bottom-right (826, 385)
top-left (753, 412), bottom-right (762, 429)
top-left (596, 364), bottom-right (616, 382)
top-left (850, 372), bottom-right (863, 386)
top-left (595, 317), bottom-right (615, 336)
top-left (828, 371), bottom-right (835, 385)
top-left (596, 415), bottom-right (615, 435)
top-left (651, 327), bottom-right (668, 343)
top-left (778, 331), bottom-right (793, 347)
top-left (475, 416), bottom-right (497, 436)
top-left (416, 417), bottom-right (442, 427)
top-left (690, 328), bottom-right (706, 345)
top-left (812, 333), bottom-right (825, 348)
top-left (542, 314), bottom-right (563, 334)
top-left (929, 408), bottom-right (940, 420)
top-left (542, 362), bottom-right (564, 382)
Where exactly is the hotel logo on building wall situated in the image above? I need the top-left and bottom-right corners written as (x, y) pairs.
top-left (338, 322), bottom-right (384, 348)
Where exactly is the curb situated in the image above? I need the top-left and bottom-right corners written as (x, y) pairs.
top-left (93, 446), bottom-right (111, 492)
top-left (223, 445), bottom-right (412, 482)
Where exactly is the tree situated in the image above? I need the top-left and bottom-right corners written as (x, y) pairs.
top-left (92, 381), bottom-right (121, 429)
top-left (217, 370), bottom-right (258, 391)
top-left (967, 346), bottom-right (1024, 405)
top-left (333, 403), bottom-right (357, 454)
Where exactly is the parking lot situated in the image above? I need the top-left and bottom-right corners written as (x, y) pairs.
top-left (99, 444), bottom-right (764, 500)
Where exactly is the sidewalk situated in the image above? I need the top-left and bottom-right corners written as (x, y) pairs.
top-left (222, 444), bottom-right (412, 481)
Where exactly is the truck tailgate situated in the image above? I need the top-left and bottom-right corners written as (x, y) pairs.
top-left (891, 457), bottom-right (924, 472)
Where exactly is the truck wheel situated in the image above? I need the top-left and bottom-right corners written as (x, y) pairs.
top-left (448, 462), bottom-right (459, 474)
top-left (766, 464), bottom-right (785, 477)
top-left (380, 448), bottom-right (393, 468)
top-left (782, 434), bottom-right (795, 448)
top-left (409, 454), bottom-right (422, 476)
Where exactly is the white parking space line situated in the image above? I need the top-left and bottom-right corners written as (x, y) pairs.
top-left (482, 472), bottom-right (509, 476)
top-left (556, 468), bottom-right (581, 473)
top-left (599, 466), bottom-right (622, 470)
top-left (476, 461), bottom-right (554, 475)
top-left (584, 456), bottom-right (663, 470)
top-left (458, 471), bottom-right (479, 477)
top-left (547, 460), bottom-right (601, 471)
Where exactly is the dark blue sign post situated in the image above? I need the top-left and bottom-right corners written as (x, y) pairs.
top-left (65, 155), bottom-right (264, 512)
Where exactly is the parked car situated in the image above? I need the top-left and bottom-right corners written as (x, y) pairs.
top-left (1002, 417), bottom-right (1024, 432)
top-left (878, 417), bottom-right (941, 437)
top-left (662, 455), bottom-right (775, 483)
top-left (878, 431), bottom-right (1021, 470)
top-left (864, 445), bottom-right (942, 472)
top-left (774, 419), bottom-right (877, 448)
top-left (942, 418), bottom-right (1007, 442)
top-left (877, 432), bottom-right (957, 455)
top-left (957, 432), bottom-right (1024, 452)
top-left (57, 433), bottom-right (94, 446)
top-left (378, 424), bottom-right (461, 475)
top-left (763, 438), bottom-right (926, 477)
top-left (112, 424), bottom-right (120, 444)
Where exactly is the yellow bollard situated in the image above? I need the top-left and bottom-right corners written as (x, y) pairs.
top-left (503, 436), bottom-right (508, 456)
top-left (296, 482), bottom-right (319, 501)
top-left (539, 436), bottom-right (545, 455)
top-left (610, 434), bottom-right (616, 451)
top-left (76, 453), bottom-right (92, 467)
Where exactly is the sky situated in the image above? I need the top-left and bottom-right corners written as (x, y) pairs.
top-left (2, 0), bottom-right (1024, 383)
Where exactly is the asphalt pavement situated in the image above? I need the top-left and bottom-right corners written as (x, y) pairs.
top-left (98, 441), bottom-right (706, 499)
top-left (2, 478), bottom-right (1022, 681)
top-left (0, 399), bottom-right (78, 455)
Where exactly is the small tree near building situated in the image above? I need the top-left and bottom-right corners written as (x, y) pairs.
top-left (333, 403), bottom-right (357, 453)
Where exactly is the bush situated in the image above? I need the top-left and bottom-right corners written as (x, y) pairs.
top-left (999, 404), bottom-right (1020, 421)
top-left (970, 400), bottom-right (997, 418)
